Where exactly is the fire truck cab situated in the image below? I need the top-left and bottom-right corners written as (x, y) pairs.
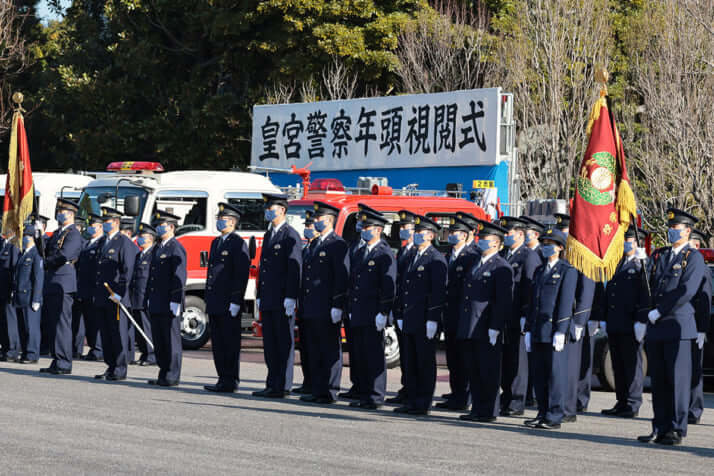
top-left (77, 162), bottom-right (282, 349)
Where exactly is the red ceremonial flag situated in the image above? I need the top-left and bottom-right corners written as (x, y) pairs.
top-left (566, 75), bottom-right (636, 282)
top-left (2, 98), bottom-right (34, 241)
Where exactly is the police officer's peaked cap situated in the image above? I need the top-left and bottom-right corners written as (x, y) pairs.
top-left (263, 193), bottom-right (288, 209)
top-left (22, 223), bottom-right (35, 236)
top-left (359, 209), bottom-right (389, 227)
top-left (395, 209), bottom-right (418, 226)
top-left (120, 217), bottom-right (136, 231)
top-left (448, 216), bottom-right (472, 233)
top-left (499, 216), bottom-right (529, 231)
top-left (476, 219), bottom-right (507, 238)
top-left (101, 206), bottom-right (123, 220)
top-left (553, 213), bottom-right (570, 230)
top-left (666, 208), bottom-right (698, 227)
top-left (304, 210), bottom-right (315, 227)
top-left (414, 215), bottom-right (440, 233)
top-left (151, 209), bottom-right (180, 225)
top-left (357, 203), bottom-right (381, 216)
top-left (217, 202), bottom-right (242, 219)
top-left (87, 213), bottom-right (103, 225)
top-left (137, 222), bottom-right (158, 237)
top-left (519, 216), bottom-right (545, 233)
top-left (312, 201), bottom-right (340, 217)
top-left (32, 214), bottom-right (49, 225)
top-left (539, 227), bottom-right (567, 247)
top-left (455, 211), bottom-right (479, 231)
top-left (690, 228), bottom-right (708, 244)
top-left (56, 198), bottom-right (79, 213)
top-left (624, 224), bottom-right (650, 239)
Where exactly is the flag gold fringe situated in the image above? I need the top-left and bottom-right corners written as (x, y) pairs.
top-left (616, 179), bottom-right (636, 228)
top-left (586, 95), bottom-right (607, 136)
top-left (2, 111), bottom-right (33, 243)
top-left (566, 227), bottom-right (624, 282)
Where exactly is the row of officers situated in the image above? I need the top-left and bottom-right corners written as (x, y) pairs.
top-left (0, 195), bottom-right (709, 447)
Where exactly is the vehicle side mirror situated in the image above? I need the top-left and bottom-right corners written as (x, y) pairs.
top-left (124, 195), bottom-right (141, 217)
top-left (249, 235), bottom-right (257, 260)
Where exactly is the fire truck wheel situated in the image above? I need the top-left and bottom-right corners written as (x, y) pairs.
top-left (384, 326), bottom-right (400, 369)
top-left (181, 295), bottom-right (210, 350)
top-left (599, 341), bottom-right (648, 392)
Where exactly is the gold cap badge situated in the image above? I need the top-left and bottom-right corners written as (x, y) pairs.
top-left (449, 217), bottom-right (455, 225)
top-left (415, 217), bottom-right (421, 224)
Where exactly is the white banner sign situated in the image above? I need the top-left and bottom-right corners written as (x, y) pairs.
top-left (251, 88), bottom-right (502, 171)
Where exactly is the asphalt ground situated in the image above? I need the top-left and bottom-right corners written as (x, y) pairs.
top-left (0, 346), bottom-right (712, 475)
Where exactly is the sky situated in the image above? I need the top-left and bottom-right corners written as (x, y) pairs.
top-left (36, 0), bottom-right (69, 23)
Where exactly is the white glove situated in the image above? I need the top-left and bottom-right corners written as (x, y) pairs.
top-left (229, 303), bottom-right (241, 317)
top-left (635, 247), bottom-right (647, 260)
top-left (648, 309), bottom-right (661, 324)
top-left (284, 297), bottom-right (296, 317)
top-left (525, 332), bottom-right (532, 353)
top-left (31, 302), bottom-right (40, 312)
top-left (520, 317), bottom-right (526, 333)
top-left (587, 321), bottom-right (599, 337)
top-left (109, 293), bottom-right (121, 303)
top-left (488, 329), bottom-right (500, 346)
top-left (330, 307), bottom-right (343, 324)
top-left (634, 322), bottom-right (647, 343)
top-left (572, 325), bottom-right (584, 342)
top-left (553, 332), bottom-right (565, 352)
top-left (426, 321), bottom-right (438, 339)
top-left (599, 321), bottom-right (607, 334)
top-left (170, 302), bottom-right (181, 317)
top-left (696, 332), bottom-right (706, 349)
top-left (397, 319), bottom-right (403, 330)
top-left (375, 313), bottom-right (387, 331)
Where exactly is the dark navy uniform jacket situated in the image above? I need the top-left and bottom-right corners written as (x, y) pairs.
top-left (526, 259), bottom-right (578, 343)
top-left (44, 224), bottom-right (82, 294)
top-left (597, 256), bottom-right (648, 334)
top-left (347, 240), bottom-right (396, 327)
top-left (300, 232), bottom-right (348, 320)
top-left (130, 246), bottom-right (155, 310)
top-left (642, 245), bottom-right (706, 341)
top-left (506, 245), bottom-right (540, 329)
top-left (12, 246), bottom-right (43, 308)
top-left (93, 233), bottom-right (137, 308)
top-left (399, 245), bottom-right (447, 335)
top-left (573, 273), bottom-right (596, 332)
top-left (393, 243), bottom-right (416, 322)
top-left (444, 245), bottom-right (479, 334)
top-left (256, 222), bottom-right (302, 312)
top-left (693, 254), bottom-right (712, 335)
top-left (147, 238), bottom-right (187, 314)
top-left (76, 237), bottom-right (103, 301)
top-left (457, 254), bottom-right (513, 341)
top-left (205, 233), bottom-right (250, 316)
top-left (0, 238), bottom-right (20, 302)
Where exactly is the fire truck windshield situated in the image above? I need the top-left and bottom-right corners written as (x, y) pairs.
top-left (286, 204), bottom-right (313, 237)
top-left (78, 186), bottom-right (149, 227)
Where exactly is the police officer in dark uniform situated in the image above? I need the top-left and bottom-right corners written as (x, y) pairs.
top-left (298, 201), bottom-right (348, 404)
top-left (637, 208), bottom-right (707, 445)
top-left (76, 214), bottom-right (104, 361)
top-left (40, 198), bottom-right (83, 375)
top-left (454, 211), bottom-right (480, 254)
top-left (458, 220), bottom-right (513, 423)
top-left (294, 211), bottom-right (319, 395)
top-left (0, 224), bottom-right (20, 362)
top-left (13, 224), bottom-right (44, 363)
top-left (347, 208), bottom-right (396, 409)
top-left (499, 216), bottom-right (540, 416)
top-left (130, 223), bottom-right (157, 366)
top-left (598, 225), bottom-right (649, 418)
top-left (93, 207), bottom-right (136, 381)
top-left (524, 228), bottom-right (578, 429)
top-left (435, 216), bottom-right (478, 411)
top-left (119, 217), bottom-right (138, 362)
top-left (688, 228), bottom-right (711, 425)
top-left (71, 216), bottom-right (88, 358)
top-left (147, 210), bottom-right (187, 387)
top-left (254, 193), bottom-right (303, 398)
top-left (386, 209), bottom-right (418, 405)
top-left (394, 215), bottom-right (446, 415)
top-left (31, 214), bottom-right (49, 259)
top-left (204, 203), bottom-right (250, 393)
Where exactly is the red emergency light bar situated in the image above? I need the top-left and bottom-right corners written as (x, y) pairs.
top-left (106, 161), bottom-right (165, 172)
top-left (309, 178), bottom-right (344, 192)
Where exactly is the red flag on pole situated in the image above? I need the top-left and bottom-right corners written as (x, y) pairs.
top-left (566, 71), bottom-right (637, 282)
top-left (2, 93), bottom-right (34, 241)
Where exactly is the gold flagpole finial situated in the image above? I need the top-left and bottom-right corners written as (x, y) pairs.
top-left (11, 92), bottom-right (24, 112)
top-left (595, 68), bottom-right (608, 97)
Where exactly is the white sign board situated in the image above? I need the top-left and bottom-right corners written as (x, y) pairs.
top-left (251, 88), bottom-right (502, 171)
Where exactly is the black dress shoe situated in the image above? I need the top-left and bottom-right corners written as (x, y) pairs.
top-left (500, 408), bottom-right (524, 417)
top-left (148, 379), bottom-right (160, 385)
top-left (139, 360), bottom-right (156, 366)
top-left (524, 418), bottom-right (542, 428)
top-left (300, 394), bottom-right (318, 403)
top-left (263, 390), bottom-right (286, 398)
top-left (576, 404), bottom-right (586, 413)
top-left (39, 367), bottom-right (54, 373)
top-left (688, 415), bottom-right (701, 425)
top-left (314, 396), bottom-right (335, 404)
top-left (601, 405), bottom-right (622, 415)
top-left (459, 413), bottom-right (479, 421)
top-left (252, 388), bottom-right (272, 397)
top-left (82, 354), bottom-right (100, 361)
top-left (41, 367), bottom-right (71, 375)
top-left (358, 401), bottom-right (381, 410)
top-left (408, 408), bottom-right (429, 416)
top-left (536, 420), bottom-right (561, 429)
top-left (385, 395), bottom-right (405, 404)
top-left (656, 431), bottom-right (682, 446)
top-left (441, 392), bottom-right (453, 399)
top-left (349, 401), bottom-right (362, 408)
top-left (637, 431), bottom-right (657, 443)
top-left (128, 360), bottom-right (139, 365)
top-left (19, 359), bottom-right (38, 364)
top-left (158, 380), bottom-right (179, 387)
top-left (393, 406), bottom-right (412, 414)
top-left (293, 386), bottom-right (311, 395)
top-left (562, 415), bottom-right (577, 423)
top-left (615, 409), bottom-right (638, 418)
top-left (434, 401), bottom-right (468, 411)
top-left (338, 391), bottom-right (359, 400)
top-left (205, 384), bottom-right (235, 393)
top-left (94, 373), bottom-right (109, 380)
top-left (107, 375), bottom-right (127, 381)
